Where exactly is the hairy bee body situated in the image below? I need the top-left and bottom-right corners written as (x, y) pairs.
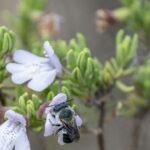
top-left (52, 102), bottom-right (80, 144)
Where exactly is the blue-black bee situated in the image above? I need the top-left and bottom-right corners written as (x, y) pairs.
top-left (53, 102), bottom-right (80, 143)
top-left (43, 93), bottom-right (82, 145)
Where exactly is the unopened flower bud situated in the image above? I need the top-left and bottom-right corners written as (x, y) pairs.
top-left (37, 13), bottom-right (62, 37)
top-left (95, 9), bottom-right (117, 33)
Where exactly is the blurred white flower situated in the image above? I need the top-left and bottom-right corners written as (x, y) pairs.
top-left (6, 41), bottom-right (62, 92)
top-left (0, 110), bottom-right (30, 150)
top-left (44, 93), bottom-right (83, 145)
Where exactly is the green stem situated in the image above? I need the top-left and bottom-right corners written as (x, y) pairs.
top-left (97, 102), bottom-right (106, 150)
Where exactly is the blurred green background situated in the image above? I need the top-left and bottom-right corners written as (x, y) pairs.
top-left (0, 0), bottom-right (150, 150)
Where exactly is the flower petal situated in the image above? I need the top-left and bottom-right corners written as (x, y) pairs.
top-left (43, 41), bottom-right (62, 76)
top-left (0, 120), bottom-right (26, 150)
top-left (0, 111), bottom-right (30, 150)
top-left (11, 71), bottom-right (32, 84)
top-left (6, 63), bottom-right (25, 74)
top-left (13, 50), bottom-right (49, 64)
top-left (5, 110), bottom-right (26, 126)
top-left (15, 130), bottom-right (31, 150)
top-left (50, 93), bottom-right (67, 106)
top-left (75, 115), bottom-right (83, 127)
top-left (27, 69), bottom-right (56, 92)
top-left (44, 114), bottom-right (55, 136)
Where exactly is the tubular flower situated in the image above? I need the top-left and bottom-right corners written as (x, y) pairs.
top-left (44, 93), bottom-right (83, 145)
top-left (6, 41), bottom-right (62, 92)
top-left (0, 110), bottom-right (30, 150)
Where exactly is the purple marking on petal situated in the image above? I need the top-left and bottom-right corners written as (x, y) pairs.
top-left (43, 41), bottom-right (62, 76)
top-left (5, 110), bottom-right (26, 126)
top-left (75, 115), bottom-right (83, 127)
top-left (50, 93), bottom-right (67, 106)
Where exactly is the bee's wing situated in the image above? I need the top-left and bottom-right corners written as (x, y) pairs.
top-left (63, 121), bottom-right (80, 141)
top-left (72, 120), bottom-right (80, 141)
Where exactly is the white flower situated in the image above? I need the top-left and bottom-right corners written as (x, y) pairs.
top-left (0, 110), bottom-right (30, 150)
top-left (6, 41), bottom-right (62, 92)
top-left (44, 93), bottom-right (83, 145)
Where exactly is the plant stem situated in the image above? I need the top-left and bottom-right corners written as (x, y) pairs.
top-left (97, 102), bottom-right (106, 150)
top-left (0, 90), bottom-right (6, 106)
top-left (130, 118), bottom-right (141, 150)
top-left (0, 105), bottom-right (5, 123)
top-left (130, 114), bottom-right (144, 150)
top-left (81, 125), bottom-right (102, 135)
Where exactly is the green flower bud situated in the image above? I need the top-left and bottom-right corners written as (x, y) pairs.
top-left (61, 86), bottom-right (71, 98)
top-left (76, 49), bottom-right (90, 73)
top-left (66, 49), bottom-right (76, 69)
top-left (0, 26), bottom-right (15, 57)
top-left (70, 39), bottom-right (79, 51)
top-left (85, 58), bottom-right (93, 77)
top-left (32, 94), bottom-right (42, 110)
top-left (27, 100), bottom-right (35, 118)
top-left (18, 96), bottom-right (27, 111)
top-left (72, 67), bottom-right (82, 81)
top-left (77, 33), bottom-right (87, 49)
top-left (116, 80), bottom-right (134, 93)
top-left (47, 91), bottom-right (55, 101)
top-left (103, 70), bottom-right (113, 85)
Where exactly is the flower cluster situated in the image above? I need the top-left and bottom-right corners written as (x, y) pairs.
top-left (0, 41), bottom-right (83, 149)
top-left (0, 93), bottom-right (82, 149)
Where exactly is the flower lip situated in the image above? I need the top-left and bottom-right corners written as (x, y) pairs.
top-left (4, 110), bottom-right (26, 126)
top-left (43, 41), bottom-right (62, 76)
top-left (0, 110), bottom-right (31, 150)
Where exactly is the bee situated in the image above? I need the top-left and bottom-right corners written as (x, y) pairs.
top-left (40, 93), bottom-right (82, 145)
top-left (48, 102), bottom-right (80, 144)
top-left (54, 103), bottom-right (80, 143)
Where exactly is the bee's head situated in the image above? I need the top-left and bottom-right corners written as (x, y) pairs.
top-left (59, 108), bottom-right (74, 123)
